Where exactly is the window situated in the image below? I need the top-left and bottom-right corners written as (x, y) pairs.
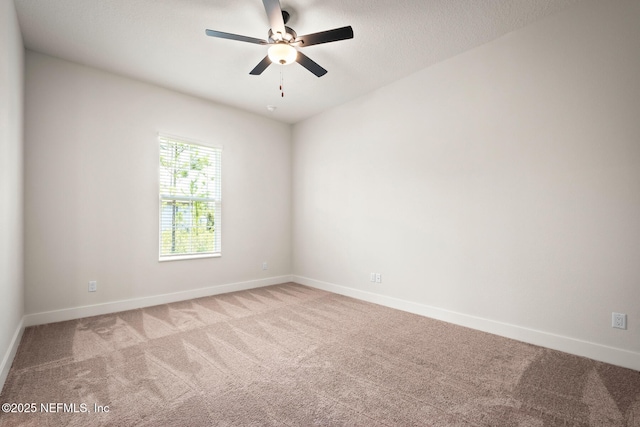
top-left (159, 134), bottom-right (221, 260)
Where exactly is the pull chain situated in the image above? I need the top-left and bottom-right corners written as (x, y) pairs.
top-left (280, 68), bottom-right (284, 97)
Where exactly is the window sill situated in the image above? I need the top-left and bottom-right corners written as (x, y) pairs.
top-left (159, 253), bottom-right (221, 262)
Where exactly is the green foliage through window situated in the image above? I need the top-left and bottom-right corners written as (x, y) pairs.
top-left (159, 136), bottom-right (221, 258)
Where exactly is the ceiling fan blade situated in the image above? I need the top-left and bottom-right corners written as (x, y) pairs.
top-left (250, 56), bottom-right (272, 75)
top-left (205, 29), bottom-right (267, 45)
top-left (262, 0), bottom-right (286, 36)
top-left (296, 51), bottom-right (327, 77)
top-left (296, 26), bottom-right (354, 47)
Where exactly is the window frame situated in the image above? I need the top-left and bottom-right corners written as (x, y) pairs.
top-left (158, 133), bottom-right (222, 262)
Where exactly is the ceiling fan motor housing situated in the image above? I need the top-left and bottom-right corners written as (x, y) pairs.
top-left (268, 26), bottom-right (297, 44)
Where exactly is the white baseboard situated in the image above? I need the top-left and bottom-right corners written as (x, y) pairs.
top-left (24, 275), bottom-right (293, 327)
top-left (293, 275), bottom-right (640, 372)
top-left (0, 317), bottom-right (24, 393)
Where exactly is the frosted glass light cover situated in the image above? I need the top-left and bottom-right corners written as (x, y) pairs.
top-left (268, 44), bottom-right (297, 65)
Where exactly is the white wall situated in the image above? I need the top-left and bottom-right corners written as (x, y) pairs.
top-left (292, 0), bottom-right (640, 369)
top-left (0, 0), bottom-right (25, 388)
top-left (24, 52), bottom-right (291, 317)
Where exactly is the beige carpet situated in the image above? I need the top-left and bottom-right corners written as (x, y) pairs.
top-left (1, 283), bottom-right (639, 426)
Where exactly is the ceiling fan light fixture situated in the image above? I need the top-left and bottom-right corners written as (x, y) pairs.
top-left (268, 43), bottom-right (297, 65)
top-left (205, 0), bottom-right (353, 77)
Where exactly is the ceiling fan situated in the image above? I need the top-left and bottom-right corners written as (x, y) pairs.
top-left (205, 0), bottom-right (354, 77)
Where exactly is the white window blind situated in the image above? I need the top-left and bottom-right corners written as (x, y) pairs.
top-left (159, 134), bottom-right (221, 260)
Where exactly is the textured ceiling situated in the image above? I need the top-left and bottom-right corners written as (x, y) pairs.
top-left (15, 0), bottom-right (582, 124)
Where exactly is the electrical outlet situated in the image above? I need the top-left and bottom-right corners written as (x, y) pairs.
top-left (88, 281), bottom-right (97, 292)
top-left (375, 273), bottom-right (382, 283)
top-left (262, 262), bottom-right (268, 270)
top-left (370, 273), bottom-right (376, 282)
top-left (612, 312), bottom-right (627, 330)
